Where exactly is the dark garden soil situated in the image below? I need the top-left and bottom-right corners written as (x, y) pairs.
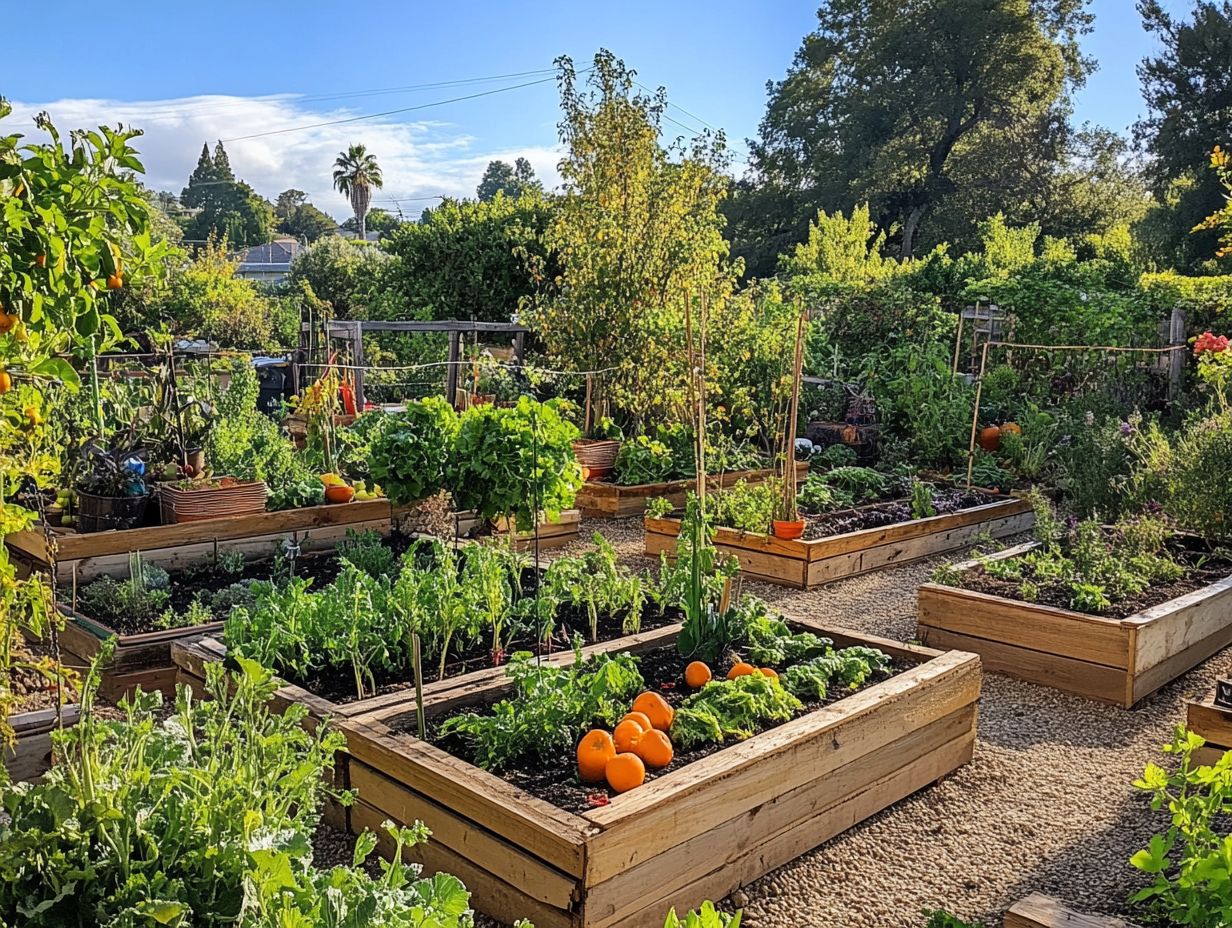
top-left (800, 489), bottom-right (1001, 541)
top-left (416, 640), bottom-right (899, 815)
top-left (956, 555), bottom-right (1232, 620)
top-left (8, 640), bottom-right (79, 715)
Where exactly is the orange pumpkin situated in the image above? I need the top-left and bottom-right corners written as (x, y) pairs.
top-left (1001, 421), bottom-right (1022, 437)
top-left (684, 661), bottom-right (712, 689)
top-left (977, 425), bottom-right (1002, 452)
top-left (633, 729), bottom-right (674, 769)
top-left (727, 662), bottom-right (757, 680)
top-left (605, 752), bottom-right (646, 793)
top-left (631, 692), bottom-right (674, 731)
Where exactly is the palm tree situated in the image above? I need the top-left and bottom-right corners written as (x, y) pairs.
top-left (332, 144), bottom-right (383, 239)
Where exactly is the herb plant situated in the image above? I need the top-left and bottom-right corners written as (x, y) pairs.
top-left (669, 497), bottom-right (740, 664)
top-left (369, 397), bottom-right (458, 505)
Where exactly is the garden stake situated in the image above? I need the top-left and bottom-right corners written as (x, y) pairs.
top-left (964, 340), bottom-right (991, 489)
top-left (412, 632), bottom-right (426, 741)
top-left (782, 302), bottom-right (806, 519)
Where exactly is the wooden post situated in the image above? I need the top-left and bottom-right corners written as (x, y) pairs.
top-left (412, 632), bottom-right (426, 741)
top-left (445, 331), bottom-right (460, 408)
top-left (513, 330), bottom-right (526, 368)
top-left (1168, 307), bottom-right (1186, 403)
top-left (350, 321), bottom-right (366, 411)
top-left (952, 310), bottom-right (966, 374)
top-left (783, 304), bottom-right (806, 517)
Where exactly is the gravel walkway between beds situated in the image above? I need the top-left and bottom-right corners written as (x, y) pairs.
top-left (550, 515), bottom-right (1219, 928)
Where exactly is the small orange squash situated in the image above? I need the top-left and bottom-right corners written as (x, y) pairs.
top-left (977, 425), bottom-right (1002, 452)
top-left (605, 752), bottom-right (646, 793)
top-left (577, 730), bottom-right (616, 783)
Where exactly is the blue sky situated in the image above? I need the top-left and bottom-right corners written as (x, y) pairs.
top-left (3, 0), bottom-right (1194, 220)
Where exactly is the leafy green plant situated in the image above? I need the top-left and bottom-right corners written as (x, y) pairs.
top-left (815, 443), bottom-right (858, 468)
top-left (910, 479), bottom-right (937, 520)
top-left (450, 396), bottom-right (582, 531)
top-left (923, 912), bottom-right (987, 928)
top-left (442, 646), bottom-right (644, 771)
top-left (669, 498), bottom-right (740, 664)
top-left (0, 655), bottom-right (475, 928)
top-left (337, 528), bottom-right (397, 579)
top-left (779, 647), bottom-right (892, 701)
top-left (709, 480), bottom-right (775, 533)
top-left (646, 496), bottom-right (674, 518)
top-left (614, 435), bottom-right (682, 485)
top-left (1130, 727), bottom-right (1232, 928)
top-left (266, 475), bottom-right (325, 511)
top-left (797, 473), bottom-right (855, 513)
top-left (670, 673), bottom-right (802, 750)
top-left (369, 397), bottom-right (459, 505)
top-left (78, 555), bottom-right (171, 625)
top-left (545, 533), bottom-right (646, 640)
top-left (664, 902), bottom-right (742, 928)
top-left (207, 357), bottom-right (307, 488)
top-left (962, 451), bottom-right (1013, 491)
top-left (736, 597), bottom-right (832, 666)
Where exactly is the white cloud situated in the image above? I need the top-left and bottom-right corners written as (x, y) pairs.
top-left (3, 95), bottom-right (563, 220)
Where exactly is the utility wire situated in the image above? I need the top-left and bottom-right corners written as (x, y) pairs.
top-left (222, 73), bottom-right (572, 142)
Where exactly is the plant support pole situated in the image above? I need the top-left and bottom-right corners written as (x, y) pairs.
top-left (412, 632), bottom-right (426, 741)
top-left (965, 340), bottom-right (991, 489)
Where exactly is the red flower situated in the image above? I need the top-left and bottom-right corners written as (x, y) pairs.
top-left (1195, 331), bottom-right (1230, 355)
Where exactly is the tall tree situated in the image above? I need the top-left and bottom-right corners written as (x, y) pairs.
top-left (332, 144), bottom-right (383, 239)
top-left (1134, 0), bottom-right (1232, 270)
top-left (748, 0), bottom-right (1094, 260)
top-left (179, 141), bottom-right (273, 247)
top-left (476, 157), bottom-right (542, 201)
top-left (522, 51), bottom-right (735, 429)
top-left (274, 188), bottom-right (338, 242)
top-left (340, 207), bottom-right (399, 235)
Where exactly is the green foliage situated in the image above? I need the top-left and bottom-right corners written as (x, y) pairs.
top-left (522, 51), bottom-right (736, 430)
top-left (206, 357), bottom-right (307, 487)
top-left (79, 572), bottom-right (170, 626)
top-left (477, 157), bottom-right (543, 202)
top-left (779, 204), bottom-right (892, 283)
top-left (267, 476), bottom-right (325, 511)
top-left (154, 239), bottom-right (291, 348)
top-left (442, 647), bottom-right (644, 771)
top-left (663, 902), bottom-right (742, 928)
top-left (865, 342), bottom-right (974, 469)
top-left (646, 496), bottom-right (674, 518)
top-left (1168, 410), bottom-right (1232, 543)
top-left (545, 533), bottom-right (647, 640)
top-left (737, 597), bottom-right (833, 666)
top-left (669, 498), bottom-right (741, 664)
top-left (708, 480), bottom-right (776, 533)
top-left (795, 278), bottom-right (953, 361)
top-left (384, 192), bottom-right (554, 324)
top-left (923, 912), bottom-right (986, 928)
top-left (1130, 726), bottom-right (1232, 927)
top-left (285, 236), bottom-right (395, 319)
top-left (336, 528), bottom-right (397, 579)
top-left (449, 397), bottom-right (582, 530)
top-left (779, 647), bottom-right (893, 701)
top-left (614, 427), bottom-right (694, 485)
top-left (910, 479), bottom-right (937, 520)
top-left (0, 657), bottom-right (474, 927)
top-left (369, 397), bottom-right (459, 505)
top-left (273, 188), bottom-right (338, 243)
top-left (671, 673), bottom-right (802, 751)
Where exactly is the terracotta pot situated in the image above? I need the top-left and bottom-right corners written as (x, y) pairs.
top-left (324, 484), bottom-right (355, 504)
top-left (184, 447), bottom-right (205, 477)
top-left (772, 519), bottom-right (806, 540)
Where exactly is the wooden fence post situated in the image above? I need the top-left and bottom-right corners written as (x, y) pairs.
top-left (446, 331), bottom-right (461, 407)
top-left (1168, 307), bottom-right (1186, 403)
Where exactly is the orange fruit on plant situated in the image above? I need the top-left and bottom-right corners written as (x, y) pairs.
top-left (727, 662), bottom-right (757, 680)
top-left (977, 425), bottom-right (1002, 452)
top-left (106, 273), bottom-right (123, 290)
top-left (620, 711), bottom-right (653, 733)
top-left (35, 254), bottom-right (45, 268)
top-left (759, 667), bottom-right (779, 680)
top-left (633, 729), bottom-right (673, 769)
top-left (1001, 421), bottom-right (1022, 436)
top-left (613, 719), bottom-right (644, 753)
top-left (631, 691), bottom-right (674, 730)
top-left (685, 661), bottom-right (712, 689)
top-left (605, 752), bottom-right (646, 793)
top-left (576, 730), bottom-right (616, 784)
top-left (0, 371), bottom-right (10, 394)
top-left (0, 310), bottom-right (16, 333)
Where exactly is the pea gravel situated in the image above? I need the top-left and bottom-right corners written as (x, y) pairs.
top-left (321, 515), bottom-right (1218, 927)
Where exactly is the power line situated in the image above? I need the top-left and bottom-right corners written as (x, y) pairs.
top-left (222, 74), bottom-right (569, 143)
top-left (126, 68), bottom-right (560, 122)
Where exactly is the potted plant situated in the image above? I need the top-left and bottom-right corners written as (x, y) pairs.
top-left (74, 433), bottom-right (150, 533)
top-left (158, 474), bottom-right (268, 523)
top-left (770, 475), bottom-right (805, 539)
top-left (572, 416), bottom-right (624, 481)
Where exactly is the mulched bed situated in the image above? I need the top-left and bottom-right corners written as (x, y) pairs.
top-left (415, 641), bottom-right (899, 815)
top-left (801, 489), bottom-right (1001, 541)
top-left (956, 561), bottom-right (1232, 620)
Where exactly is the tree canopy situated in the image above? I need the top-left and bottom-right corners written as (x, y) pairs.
top-left (179, 142), bottom-right (274, 247)
top-left (476, 158), bottom-right (542, 201)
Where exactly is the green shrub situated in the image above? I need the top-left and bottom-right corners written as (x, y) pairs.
top-left (369, 397), bottom-right (458, 505)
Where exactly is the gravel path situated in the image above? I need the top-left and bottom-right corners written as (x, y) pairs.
top-left (551, 515), bottom-right (1211, 928)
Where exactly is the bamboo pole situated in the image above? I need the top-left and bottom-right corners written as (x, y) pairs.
top-left (964, 340), bottom-right (991, 489)
top-left (412, 632), bottom-right (426, 740)
top-left (783, 303), bottom-right (806, 518)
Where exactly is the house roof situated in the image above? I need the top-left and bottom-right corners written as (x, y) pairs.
top-left (236, 239), bottom-right (303, 270)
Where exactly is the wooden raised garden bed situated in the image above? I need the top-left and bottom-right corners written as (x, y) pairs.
top-left (489, 509), bottom-right (582, 552)
top-left (919, 543), bottom-right (1232, 708)
top-left (338, 619), bottom-right (980, 928)
top-left (576, 463), bottom-right (808, 519)
top-left (6, 497), bottom-right (415, 581)
top-left (1004, 893), bottom-right (1141, 928)
top-left (1184, 690), bottom-right (1232, 767)
top-left (645, 494), bottom-right (1033, 589)
top-left (3, 705), bottom-right (80, 782)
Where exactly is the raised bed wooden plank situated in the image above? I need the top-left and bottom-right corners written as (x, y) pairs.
top-left (579, 463), bottom-right (808, 520)
top-left (1004, 893), bottom-right (1141, 928)
top-left (340, 619), bottom-right (979, 928)
top-left (918, 545), bottom-right (1232, 708)
top-left (646, 495), bottom-right (1031, 589)
top-left (1185, 692), bottom-right (1232, 766)
top-left (350, 800), bottom-right (575, 928)
top-left (3, 705), bottom-right (80, 782)
top-left (7, 498), bottom-right (402, 567)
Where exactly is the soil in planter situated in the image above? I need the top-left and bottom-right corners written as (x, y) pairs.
top-left (956, 555), bottom-right (1232, 620)
top-left (70, 531), bottom-right (424, 636)
top-left (284, 601), bottom-right (682, 706)
top-left (800, 488), bottom-right (1000, 541)
top-left (415, 642), bottom-right (898, 815)
top-left (7, 640), bottom-right (79, 715)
